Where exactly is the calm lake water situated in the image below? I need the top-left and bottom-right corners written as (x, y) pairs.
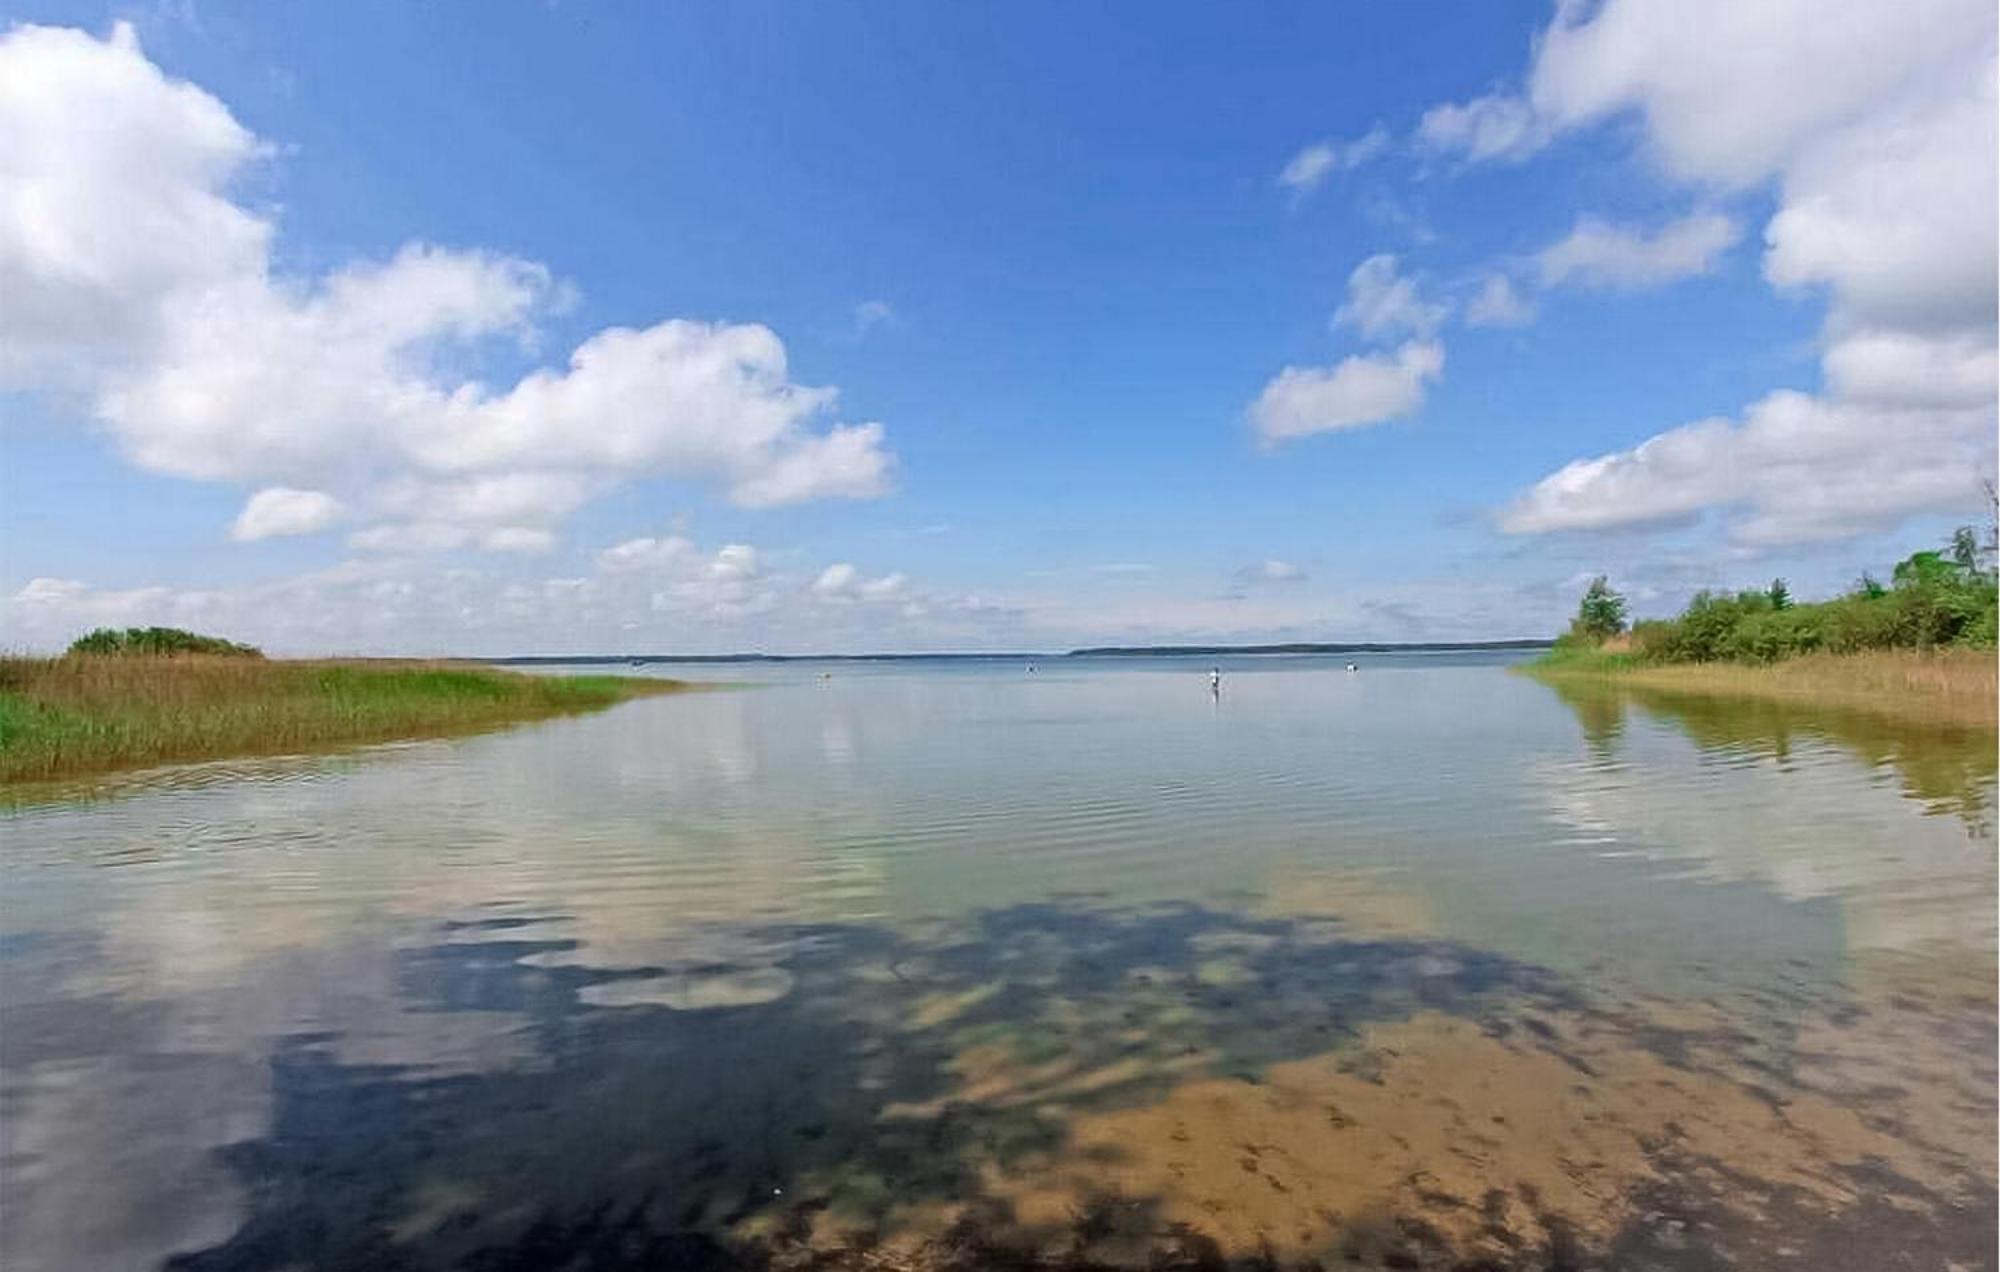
top-left (3, 654), bottom-right (1995, 1270)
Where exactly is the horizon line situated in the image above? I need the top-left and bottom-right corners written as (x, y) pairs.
top-left (482, 639), bottom-right (1555, 664)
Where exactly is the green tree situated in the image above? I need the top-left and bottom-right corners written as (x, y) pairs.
top-left (1892, 550), bottom-right (1956, 590)
top-left (1767, 578), bottom-right (1791, 610)
top-left (1949, 525), bottom-right (1982, 573)
top-left (67, 627), bottom-right (262, 658)
top-left (1571, 576), bottom-right (1628, 642)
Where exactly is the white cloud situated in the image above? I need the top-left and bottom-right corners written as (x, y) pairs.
top-left (1333, 254), bottom-right (1449, 339)
top-left (479, 528), bottom-right (557, 554)
top-left (1821, 330), bottom-right (1998, 410)
top-left (853, 299), bottom-right (894, 336)
top-left (1237, 560), bottom-right (1306, 584)
top-left (812, 563), bottom-right (858, 596)
top-left (1499, 390), bottom-right (1993, 545)
top-left (722, 420), bottom-right (892, 509)
top-left (811, 562), bottom-right (908, 603)
top-left (591, 535), bottom-right (770, 614)
top-left (228, 488), bottom-right (344, 541)
top-left (1277, 125), bottom-right (1389, 193)
top-left (1535, 213), bottom-right (1739, 290)
top-left (1, 534), bottom-right (1021, 656)
top-left (6, 555), bottom-right (1587, 654)
top-left (1527, 0), bottom-right (1988, 187)
top-left (1422, 0), bottom-right (1988, 184)
top-left (597, 535), bottom-right (696, 572)
top-left (1449, 0), bottom-right (1997, 545)
top-left (0, 23), bottom-right (269, 386)
top-left (1250, 340), bottom-right (1444, 444)
top-left (708, 544), bottom-right (762, 582)
top-left (652, 543), bottom-right (768, 615)
top-left (1464, 274), bottom-right (1536, 328)
top-left (1762, 65), bottom-right (1998, 334)
top-left (0, 24), bottom-right (896, 552)
top-left (1415, 93), bottom-right (1545, 163)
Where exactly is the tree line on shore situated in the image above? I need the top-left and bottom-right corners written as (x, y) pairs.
top-left (1556, 526), bottom-right (1999, 665)
top-left (67, 626), bottom-right (264, 658)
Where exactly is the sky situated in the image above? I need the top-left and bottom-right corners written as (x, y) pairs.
top-left (1, 0), bottom-right (1994, 655)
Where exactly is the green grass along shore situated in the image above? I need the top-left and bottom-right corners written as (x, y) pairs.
top-left (0, 632), bottom-right (684, 786)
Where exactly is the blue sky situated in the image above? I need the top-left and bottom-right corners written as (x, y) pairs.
top-left (2, 1), bottom-right (1994, 653)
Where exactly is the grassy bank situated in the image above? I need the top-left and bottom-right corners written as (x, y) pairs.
top-left (0, 656), bottom-right (685, 785)
top-left (1526, 647), bottom-right (1996, 731)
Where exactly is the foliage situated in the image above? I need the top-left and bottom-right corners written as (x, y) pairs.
top-left (68, 627), bottom-right (263, 658)
top-left (1568, 575), bottom-right (1628, 642)
top-left (1949, 525), bottom-right (1982, 572)
top-left (1543, 527), bottom-right (1998, 670)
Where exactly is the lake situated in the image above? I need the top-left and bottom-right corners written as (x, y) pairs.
top-left (3, 653), bottom-right (1994, 1270)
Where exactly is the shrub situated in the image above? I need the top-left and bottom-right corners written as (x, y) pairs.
top-left (1547, 528), bottom-right (1998, 668)
top-left (1723, 606), bottom-right (1822, 662)
top-left (67, 627), bottom-right (263, 658)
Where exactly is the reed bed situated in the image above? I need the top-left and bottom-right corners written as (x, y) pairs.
top-left (1528, 648), bottom-right (1996, 731)
top-left (0, 656), bottom-right (685, 785)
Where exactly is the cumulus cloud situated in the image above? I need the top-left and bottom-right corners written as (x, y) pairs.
top-left (1464, 274), bottom-right (1536, 328)
top-left (0, 24), bottom-right (896, 552)
top-left (1450, 0), bottom-right (1997, 545)
top-left (1333, 255), bottom-right (1449, 339)
top-left (589, 534), bottom-right (770, 613)
top-left (1500, 391), bottom-right (1992, 545)
top-left (1526, 0), bottom-right (1987, 187)
top-left (1761, 65), bottom-right (1998, 334)
top-left (228, 488), bottom-right (344, 541)
top-left (1250, 341), bottom-right (1444, 444)
top-left (0, 23), bottom-right (269, 385)
top-left (1277, 125), bottom-right (1390, 194)
top-left (1821, 331), bottom-right (1998, 410)
top-left (1535, 213), bottom-right (1739, 290)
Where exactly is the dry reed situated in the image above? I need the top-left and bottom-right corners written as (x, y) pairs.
top-left (1532, 648), bottom-right (1996, 731)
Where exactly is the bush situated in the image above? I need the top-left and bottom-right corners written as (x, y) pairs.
top-left (67, 627), bottom-right (263, 658)
top-left (1722, 606), bottom-right (1823, 662)
top-left (1547, 529), bottom-right (1998, 668)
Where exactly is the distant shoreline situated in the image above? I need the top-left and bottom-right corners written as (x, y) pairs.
top-left (488, 640), bottom-right (1553, 666)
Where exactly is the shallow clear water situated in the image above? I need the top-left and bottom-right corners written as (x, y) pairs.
top-left (3, 654), bottom-right (1994, 1269)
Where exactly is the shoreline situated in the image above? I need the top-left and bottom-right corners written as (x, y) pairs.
top-left (1520, 648), bottom-right (1996, 732)
top-left (0, 657), bottom-right (686, 788)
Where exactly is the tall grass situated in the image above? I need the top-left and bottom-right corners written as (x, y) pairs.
top-left (0, 656), bottom-right (684, 785)
top-left (1526, 648), bottom-right (1996, 731)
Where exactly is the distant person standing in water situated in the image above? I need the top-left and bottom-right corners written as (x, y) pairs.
top-left (1209, 667), bottom-right (1221, 694)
